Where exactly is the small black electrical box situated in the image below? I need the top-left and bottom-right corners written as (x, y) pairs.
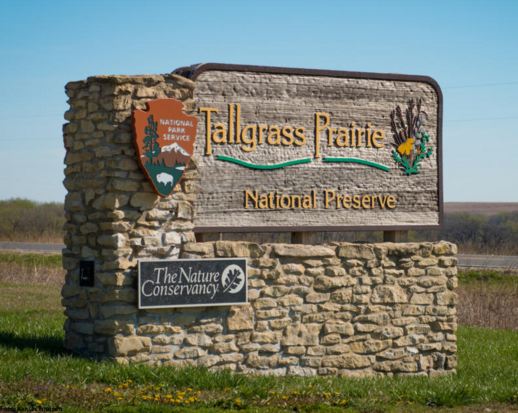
top-left (79, 260), bottom-right (95, 287)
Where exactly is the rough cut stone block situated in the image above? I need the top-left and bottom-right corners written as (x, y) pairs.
top-left (215, 241), bottom-right (265, 258)
top-left (273, 244), bottom-right (335, 258)
top-left (353, 312), bottom-right (390, 325)
top-left (336, 244), bottom-right (376, 259)
top-left (324, 322), bottom-right (354, 336)
top-left (94, 320), bottom-right (134, 335)
top-left (314, 276), bottom-right (356, 291)
top-left (306, 292), bottom-right (330, 303)
top-left (246, 353), bottom-right (278, 369)
top-left (227, 305), bottom-right (254, 331)
top-left (130, 193), bottom-right (160, 209)
top-left (175, 347), bottom-right (206, 359)
top-left (321, 354), bottom-right (375, 369)
top-left (374, 326), bottom-right (404, 339)
top-left (61, 284), bottom-right (81, 298)
top-left (371, 285), bottom-right (408, 304)
top-left (278, 295), bottom-right (304, 307)
top-left (433, 242), bottom-right (457, 255)
top-left (281, 323), bottom-right (321, 346)
top-left (251, 332), bottom-right (280, 344)
top-left (211, 342), bottom-right (239, 354)
top-left (350, 339), bottom-right (391, 354)
top-left (253, 298), bottom-right (277, 309)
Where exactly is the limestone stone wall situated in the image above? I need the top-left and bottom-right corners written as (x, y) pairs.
top-left (62, 74), bottom-right (198, 355)
top-left (173, 241), bottom-right (457, 377)
top-left (61, 73), bottom-right (457, 377)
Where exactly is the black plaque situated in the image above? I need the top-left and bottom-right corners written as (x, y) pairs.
top-left (79, 260), bottom-right (95, 287)
top-left (138, 258), bottom-right (247, 309)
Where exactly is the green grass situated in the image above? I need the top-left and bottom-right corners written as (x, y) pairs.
top-left (458, 269), bottom-right (518, 291)
top-left (1, 282), bottom-right (518, 412)
top-left (0, 252), bottom-right (62, 269)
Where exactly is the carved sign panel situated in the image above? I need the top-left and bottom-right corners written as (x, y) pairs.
top-left (176, 64), bottom-right (443, 232)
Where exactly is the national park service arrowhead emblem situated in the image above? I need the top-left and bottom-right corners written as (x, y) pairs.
top-left (132, 99), bottom-right (198, 197)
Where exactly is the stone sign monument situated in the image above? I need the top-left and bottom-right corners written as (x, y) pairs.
top-left (61, 64), bottom-right (457, 377)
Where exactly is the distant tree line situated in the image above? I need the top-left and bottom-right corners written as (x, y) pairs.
top-left (412, 212), bottom-right (518, 254)
top-left (0, 199), bottom-right (65, 243)
top-left (1, 198), bottom-right (517, 254)
top-left (224, 212), bottom-right (518, 254)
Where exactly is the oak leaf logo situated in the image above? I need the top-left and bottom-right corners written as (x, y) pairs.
top-left (222, 265), bottom-right (245, 294)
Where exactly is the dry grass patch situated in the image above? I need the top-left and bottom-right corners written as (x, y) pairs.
top-left (458, 270), bottom-right (518, 330)
top-left (0, 262), bottom-right (64, 286)
top-left (0, 252), bottom-right (64, 287)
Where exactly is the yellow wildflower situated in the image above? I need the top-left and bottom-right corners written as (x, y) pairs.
top-left (36, 400), bottom-right (42, 404)
top-left (398, 138), bottom-right (414, 156)
top-left (235, 399), bottom-right (241, 403)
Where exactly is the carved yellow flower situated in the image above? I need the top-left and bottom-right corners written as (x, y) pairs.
top-left (398, 138), bottom-right (414, 156)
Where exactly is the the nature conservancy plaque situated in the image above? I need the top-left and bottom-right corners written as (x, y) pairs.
top-left (138, 258), bottom-right (248, 309)
top-left (173, 63), bottom-right (443, 232)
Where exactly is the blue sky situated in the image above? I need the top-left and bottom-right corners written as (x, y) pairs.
top-left (0, 0), bottom-right (516, 203)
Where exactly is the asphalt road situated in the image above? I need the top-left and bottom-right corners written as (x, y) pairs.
top-left (1, 242), bottom-right (517, 269)
top-left (456, 254), bottom-right (518, 269)
top-left (0, 242), bottom-right (65, 252)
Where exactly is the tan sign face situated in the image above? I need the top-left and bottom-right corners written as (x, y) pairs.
top-left (132, 99), bottom-right (197, 196)
top-left (183, 64), bottom-right (443, 232)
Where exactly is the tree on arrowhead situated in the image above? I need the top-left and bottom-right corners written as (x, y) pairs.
top-left (142, 115), bottom-right (161, 164)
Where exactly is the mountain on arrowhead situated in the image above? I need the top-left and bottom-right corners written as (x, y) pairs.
top-left (151, 142), bottom-right (191, 168)
top-left (161, 142), bottom-right (191, 156)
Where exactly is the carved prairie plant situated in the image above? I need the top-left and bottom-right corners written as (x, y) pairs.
top-left (391, 99), bottom-right (433, 175)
